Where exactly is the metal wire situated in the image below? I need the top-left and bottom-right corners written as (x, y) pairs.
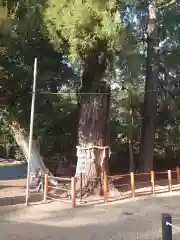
top-left (29, 89), bottom-right (162, 95)
top-left (12, 88), bottom-right (163, 97)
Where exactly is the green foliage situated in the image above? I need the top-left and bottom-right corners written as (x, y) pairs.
top-left (14, 148), bottom-right (25, 161)
top-left (1, 0), bottom-right (180, 172)
top-left (34, 93), bottom-right (78, 159)
top-left (0, 0), bottom-right (77, 162)
top-left (44, 0), bottom-right (123, 60)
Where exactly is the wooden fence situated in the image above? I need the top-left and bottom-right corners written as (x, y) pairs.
top-left (43, 166), bottom-right (180, 208)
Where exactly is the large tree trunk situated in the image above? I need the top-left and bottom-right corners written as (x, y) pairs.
top-left (139, 1), bottom-right (159, 172)
top-left (75, 41), bottom-right (112, 195)
top-left (76, 81), bottom-right (110, 195)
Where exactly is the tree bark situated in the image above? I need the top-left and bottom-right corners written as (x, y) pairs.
top-left (2, 109), bottom-right (48, 175)
top-left (9, 120), bottom-right (47, 174)
top-left (129, 139), bottom-right (134, 172)
top-left (139, 1), bottom-right (159, 172)
top-left (128, 108), bottom-right (135, 173)
top-left (75, 42), bottom-right (111, 195)
top-left (75, 81), bottom-right (110, 195)
top-left (9, 120), bottom-right (58, 186)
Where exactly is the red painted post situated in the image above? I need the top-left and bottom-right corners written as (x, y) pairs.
top-left (71, 177), bottom-right (76, 208)
top-left (176, 166), bottom-right (180, 182)
top-left (43, 174), bottom-right (48, 201)
top-left (103, 170), bottom-right (108, 203)
top-left (130, 172), bottom-right (135, 197)
top-left (168, 170), bottom-right (172, 192)
top-left (151, 171), bottom-right (155, 194)
top-left (80, 173), bottom-right (83, 202)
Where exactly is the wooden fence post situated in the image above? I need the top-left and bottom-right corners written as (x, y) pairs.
top-left (71, 177), bottom-right (76, 208)
top-left (43, 174), bottom-right (48, 201)
top-left (176, 166), bottom-right (180, 182)
top-left (162, 213), bottom-right (172, 240)
top-left (130, 172), bottom-right (135, 198)
top-left (151, 171), bottom-right (155, 194)
top-left (103, 170), bottom-right (108, 203)
top-left (80, 173), bottom-right (83, 203)
top-left (168, 170), bottom-right (172, 192)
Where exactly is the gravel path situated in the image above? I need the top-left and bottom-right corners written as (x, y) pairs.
top-left (1, 191), bottom-right (180, 239)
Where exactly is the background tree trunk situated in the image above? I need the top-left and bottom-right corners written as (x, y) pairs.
top-left (139, 1), bottom-right (159, 172)
top-left (2, 108), bottom-right (48, 175)
top-left (9, 120), bottom-right (47, 174)
top-left (128, 108), bottom-right (135, 173)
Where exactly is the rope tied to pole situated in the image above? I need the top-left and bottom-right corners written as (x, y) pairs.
top-left (166, 221), bottom-right (180, 232)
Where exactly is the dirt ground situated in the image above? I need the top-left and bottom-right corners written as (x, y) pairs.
top-left (0, 179), bottom-right (26, 196)
top-left (0, 179), bottom-right (37, 197)
top-left (1, 191), bottom-right (180, 239)
top-left (1, 178), bottom-right (180, 239)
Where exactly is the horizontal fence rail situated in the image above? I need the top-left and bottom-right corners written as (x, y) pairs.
top-left (107, 167), bottom-right (180, 204)
top-left (43, 174), bottom-right (74, 206)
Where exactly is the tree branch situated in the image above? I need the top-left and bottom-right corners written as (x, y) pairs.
top-left (158, 0), bottom-right (178, 10)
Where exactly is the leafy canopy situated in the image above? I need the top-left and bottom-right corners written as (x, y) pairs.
top-left (44, 0), bottom-right (123, 60)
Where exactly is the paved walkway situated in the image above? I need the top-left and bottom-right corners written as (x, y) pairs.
top-left (1, 191), bottom-right (180, 239)
top-left (0, 163), bottom-right (26, 180)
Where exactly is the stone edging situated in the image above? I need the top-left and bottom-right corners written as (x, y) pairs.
top-left (0, 193), bottom-right (43, 206)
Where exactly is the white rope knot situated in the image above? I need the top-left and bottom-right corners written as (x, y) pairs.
top-left (76, 145), bottom-right (111, 174)
top-left (76, 145), bottom-right (111, 164)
